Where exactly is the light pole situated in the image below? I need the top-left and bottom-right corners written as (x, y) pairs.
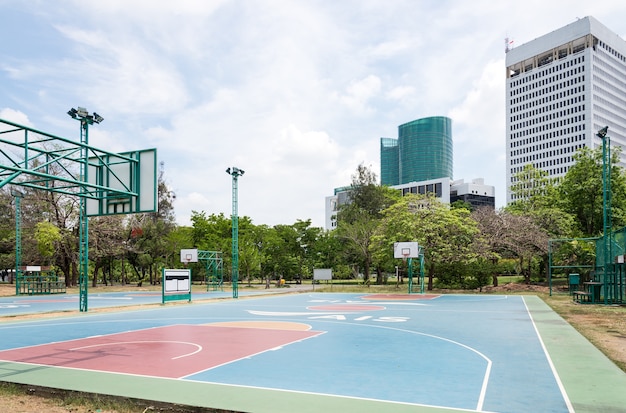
top-left (68, 107), bottom-right (103, 312)
top-left (226, 166), bottom-right (244, 298)
top-left (11, 188), bottom-right (23, 295)
top-left (598, 126), bottom-right (611, 305)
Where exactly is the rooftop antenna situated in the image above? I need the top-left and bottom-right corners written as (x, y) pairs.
top-left (505, 37), bottom-right (514, 53)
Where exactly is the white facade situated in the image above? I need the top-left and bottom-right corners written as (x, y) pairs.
top-left (450, 178), bottom-right (495, 198)
top-left (324, 177), bottom-right (495, 230)
top-left (505, 16), bottom-right (626, 204)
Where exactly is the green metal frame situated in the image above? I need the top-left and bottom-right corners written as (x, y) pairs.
top-left (12, 191), bottom-right (22, 295)
top-left (547, 127), bottom-right (625, 304)
top-left (197, 250), bottom-right (223, 291)
top-left (0, 116), bottom-right (157, 312)
top-left (547, 237), bottom-right (598, 296)
top-left (407, 248), bottom-right (425, 294)
top-left (226, 167), bottom-right (244, 299)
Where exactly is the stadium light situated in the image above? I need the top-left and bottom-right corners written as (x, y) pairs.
top-left (226, 166), bottom-right (245, 298)
top-left (67, 107), bottom-right (102, 312)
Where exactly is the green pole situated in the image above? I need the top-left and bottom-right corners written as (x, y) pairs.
top-left (407, 258), bottom-right (413, 294)
top-left (226, 167), bottom-right (245, 299)
top-left (12, 190), bottom-right (23, 295)
top-left (419, 250), bottom-right (425, 294)
top-left (599, 126), bottom-right (611, 305)
top-left (68, 107), bottom-right (103, 312)
top-left (79, 118), bottom-right (90, 312)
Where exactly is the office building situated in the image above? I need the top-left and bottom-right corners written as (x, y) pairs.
top-left (505, 16), bottom-right (626, 204)
top-left (325, 178), bottom-right (494, 230)
top-left (381, 116), bottom-right (453, 186)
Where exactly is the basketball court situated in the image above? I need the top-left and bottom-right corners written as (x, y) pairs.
top-left (1, 292), bottom-right (625, 412)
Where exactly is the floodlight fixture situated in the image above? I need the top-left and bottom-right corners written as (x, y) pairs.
top-left (597, 126), bottom-right (609, 139)
top-left (226, 167), bottom-right (245, 177)
top-left (76, 107), bottom-right (88, 117)
top-left (67, 107), bottom-right (104, 127)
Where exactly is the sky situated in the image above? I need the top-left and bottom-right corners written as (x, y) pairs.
top-left (1, 1), bottom-right (626, 229)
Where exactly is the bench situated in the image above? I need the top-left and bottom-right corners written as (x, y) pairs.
top-left (573, 291), bottom-right (592, 303)
top-left (25, 281), bottom-right (66, 295)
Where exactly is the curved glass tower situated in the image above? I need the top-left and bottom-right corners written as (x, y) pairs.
top-left (380, 137), bottom-right (399, 186)
top-left (398, 116), bottom-right (453, 183)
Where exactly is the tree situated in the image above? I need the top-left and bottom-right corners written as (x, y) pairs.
top-left (34, 221), bottom-right (61, 266)
top-left (124, 168), bottom-right (177, 285)
top-left (473, 208), bottom-right (549, 284)
top-left (336, 164), bottom-right (400, 284)
top-left (558, 146), bottom-right (626, 236)
top-left (373, 194), bottom-right (479, 290)
top-left (89, 216), bottom-right (126, 286)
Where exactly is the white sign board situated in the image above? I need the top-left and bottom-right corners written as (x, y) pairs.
top-left (164, 269), bottom-right (191, 293)
top-left (314, 268), bottom-right (333, 280)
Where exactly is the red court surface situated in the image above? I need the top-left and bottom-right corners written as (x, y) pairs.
top-left (0, 323), bottom-right (323, 379)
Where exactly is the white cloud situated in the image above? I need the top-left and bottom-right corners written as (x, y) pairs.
top-left (3, 1), bottom-right (626, 227)
top-left (332, 75), bottom-right (382, 114)
top-left (0, 108), bottom-right (33, 127)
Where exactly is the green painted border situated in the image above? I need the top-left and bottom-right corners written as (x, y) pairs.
top-left (523, 296), bottom-right (626, 412)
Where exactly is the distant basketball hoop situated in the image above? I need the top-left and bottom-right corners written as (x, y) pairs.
top-left (393, 242), bottom-right (419, 259)
top-left (180, 249), bottom-right (198, 264)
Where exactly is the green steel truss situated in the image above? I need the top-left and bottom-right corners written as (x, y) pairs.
top-left (0, 118), bottom-right (140, 201)
top-left (197, 250), bottom-right (224, 291)
top-left (1, 117), bottom-right (155, 312)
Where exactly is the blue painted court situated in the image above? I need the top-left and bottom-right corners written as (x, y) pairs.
top-left (0, 292), bottom-right (625, 413)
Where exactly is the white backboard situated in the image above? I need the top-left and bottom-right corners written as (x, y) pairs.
top-left (87, 149), bottom-right (157, 216)
top-left (394, 242), bottom-right (419, 259)
top-left (180, 249), bottom-right (199, 263)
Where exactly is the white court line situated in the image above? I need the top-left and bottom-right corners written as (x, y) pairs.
top-left (522, 297), bottom-right (575, 413)
top-left (70, 340), bottom-right (202, 360)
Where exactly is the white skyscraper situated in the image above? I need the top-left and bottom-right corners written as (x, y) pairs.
top-left (505, 16), bottom-right (626, 203)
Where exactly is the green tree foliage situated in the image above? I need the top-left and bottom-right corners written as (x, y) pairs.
top-left (557, 146), bottom-right (626, 236)
top-left (33, 221), bottom-right (61, 265)
top-left (0, 188), bottom-right (15, 270)
top-left (373, 195), bottom-right (479, 290)
top-left (124, 169), bottom-right (177, 285)
top-left (336, 164), bottom-right (400, 284)
top-left (89, 216), bottom-right (126, 285)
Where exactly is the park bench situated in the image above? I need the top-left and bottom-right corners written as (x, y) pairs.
top-left (572, 290), bottom-right (592, 303)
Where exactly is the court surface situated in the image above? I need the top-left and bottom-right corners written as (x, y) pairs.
top-left (0, 292), bottom-right (625, 413)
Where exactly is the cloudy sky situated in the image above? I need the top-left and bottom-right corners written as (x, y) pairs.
top-left (2, 1), bottom-right (625, 228)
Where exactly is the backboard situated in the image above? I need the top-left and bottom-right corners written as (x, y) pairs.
top-left (86, 149), bottom-right (157, 216)
top-left (394, 242), bottom-right (419, 259)
top-left (180, 249), bottom-right (199, 264)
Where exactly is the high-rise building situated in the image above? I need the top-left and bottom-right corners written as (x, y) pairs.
top-left (505, 16), bottom-right (626, 204)
top-left (380, 137), bottom-right (399, 186)
top-left (380, 116), bottom-right (453, 186)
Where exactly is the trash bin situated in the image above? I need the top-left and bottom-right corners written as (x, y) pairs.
top-left (568, 273), bottom-right (580, 295)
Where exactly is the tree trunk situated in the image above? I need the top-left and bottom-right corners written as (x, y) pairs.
top-left (92, 261), bottom-right (101, 287)
top-left (427, 263), bottom-right (435, 291)
top-left (376, 267), bottom-right (383, 285)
